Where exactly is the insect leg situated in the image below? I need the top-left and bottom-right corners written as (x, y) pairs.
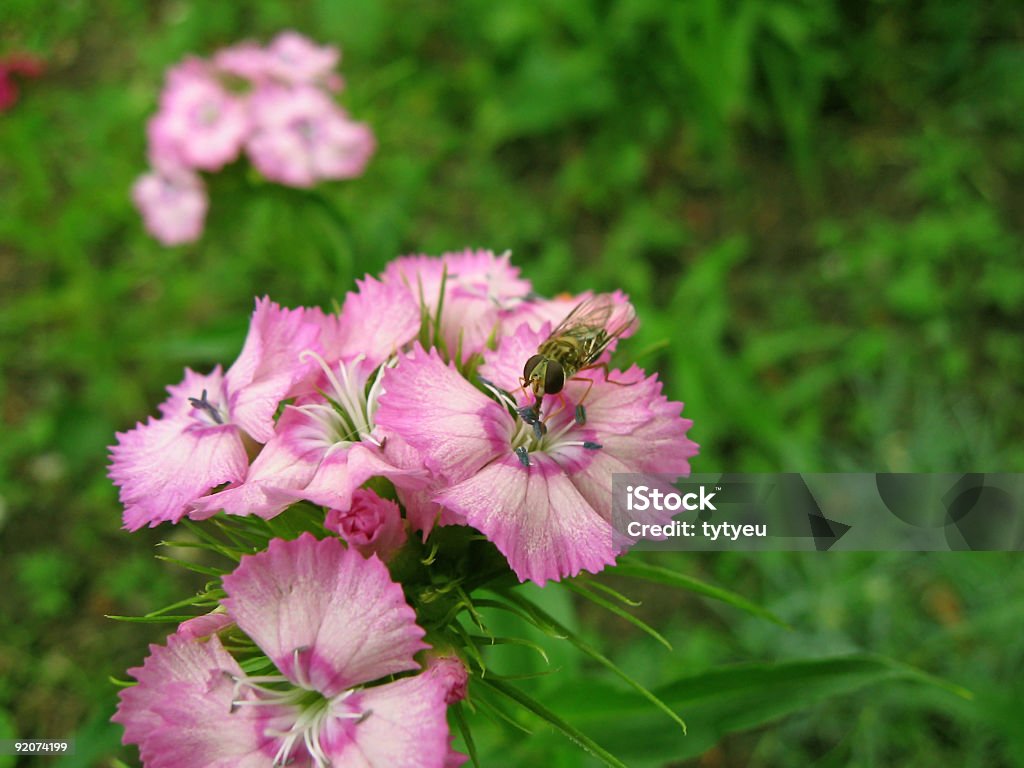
top-left (540, 393), bottom-right (569, 425)
top-left (573, 377), bottom-right (595, 425)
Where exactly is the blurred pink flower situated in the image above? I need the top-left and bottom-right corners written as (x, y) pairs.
top-left (247, 84), bottom-right (374, 187)
top-left (265, 30), bottom-right (342, 89)
top-left (148, 59), bottom-right (249, 172)
top-left (136, 33), bottom-right (373, 244)
top-left (212, 40), bottom-right (269, 82)
top-left (0, 53), bottom-right (44, 112)
top-left (131, 169), bottom-right (208, 245)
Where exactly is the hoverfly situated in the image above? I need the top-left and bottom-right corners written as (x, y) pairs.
top-left (520, 294), bottom-right (637, 427)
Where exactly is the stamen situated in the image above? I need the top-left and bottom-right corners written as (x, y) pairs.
top-left (230, 665), bottom-right (367, 768)
top-left (298, 350), bottom-right (378, 443)
top-left (292, 647), bottom-right (313, 690)
top-left (532, 420), bottom-right (546, 441)
top-left (188, 389), bottom-right (225, 425)
top-left (363, 357), bottom-right (395, 426)
top-left (299, 350), bottom-right (350, 414)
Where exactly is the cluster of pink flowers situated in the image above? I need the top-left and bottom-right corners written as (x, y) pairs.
top-left (132, 31), bottom-right (374, 246)
top-left (110, 250), bottom-right (698, 765)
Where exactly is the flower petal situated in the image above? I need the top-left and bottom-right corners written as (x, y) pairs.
top-left (189, 406), bottom-right (323, 520)
top-left (113, 631), bottom-right (278, 768)
top-left (438, 453), bottom-right (618, 585)
top-left (221, 534), bottom-right (427, 696)
top-left (380, 249), bottom-right (532, 360)
top-left (376, 346), bottom-right (509, 484)
top-left (572, 365), bottom-right (698, 475)
top-left (109, 368), bottom-right (248, 530)
top-left (225, 297), bottom-right (322, 442)
top-left (332, 274), bottom-right (421, 367)
top-left (322, 673), bottom-right (451, 768)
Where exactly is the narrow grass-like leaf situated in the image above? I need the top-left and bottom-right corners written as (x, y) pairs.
top-left (614, 559), bottom-right (789, 627)
top-left (561, 581), bottom-right (671, 650)
top-left (469, 634), bottom-right (551, 666)
top-left (472, 690), bottom-right (534, 735)
top-left (478, 677), bottom-right (629, 768)
top-left (538, 654), bottom-right (972, 762)
top-left (499, 590), bottom-right (686, 732)
top-left (575, 574), bottom-right (642, 606)
top-left (180, 519), bottom-right (241, 561)
top-left (144, 593), bottom-right (221, 618)
top-left (452, 702), bottom-right (481, 768)
top-left (433, 262), bottom-right (449, 357)
top-left (153, 555), bottom-right (225, 577)
top-left (473, 598), bottom-right (567, 638)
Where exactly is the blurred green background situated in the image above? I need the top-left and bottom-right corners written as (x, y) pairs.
top-left (1, 1), bottom-right (1023, 766)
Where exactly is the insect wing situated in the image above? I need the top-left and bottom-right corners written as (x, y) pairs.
top-left (551, 294), bottom-right (638, 365)
top-left (604, 300), bottom-right (638, 345)
top-left (545, 295), bottom-right (614, 342)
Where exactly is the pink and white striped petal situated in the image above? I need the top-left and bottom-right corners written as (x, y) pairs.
top-left (438, 453), bottom-right (618, 585)
top-left (109, 368), bottom-right (248, 530)
top-left (224, 297), bottom-right (322, 443)
top-left (376, 346), bottom-right (510, 484)
top-left (318, 673), bottom-right (450, 768)
top-left (221, 534), bottom-right (427, 697)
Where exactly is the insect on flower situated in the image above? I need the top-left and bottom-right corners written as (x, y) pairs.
top-left (520, 294), bottom-right (637, 425)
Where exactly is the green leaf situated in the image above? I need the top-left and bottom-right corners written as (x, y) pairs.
top-left (452, 702), bottom-right (481, 768)
top-left (560, 581), bottom-right (672, 650)
top-left (477, 677), bottom-right (629, 768)
top-left (613, 559), bottom-right (789, 628)
top-left (499, 590), bottom-right (686, 733)
top-left (540, 654), bottom-right (972, 763)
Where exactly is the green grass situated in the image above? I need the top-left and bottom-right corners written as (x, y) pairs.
top-left (1, 1), bottom-right (1023, 765)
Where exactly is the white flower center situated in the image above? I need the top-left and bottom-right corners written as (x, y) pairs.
top-left (226, 649), bottom-right (370, 768)
top-left (295, 351), bottom-right (391, 454)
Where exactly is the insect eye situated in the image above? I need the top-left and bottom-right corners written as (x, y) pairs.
top-left (523, 354), bottom-right (545, 381)
top-left (544, 361), bottom-right (565, 394)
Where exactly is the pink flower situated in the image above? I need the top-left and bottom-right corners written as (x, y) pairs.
top-left (264, 31), bottom-right (342, 89)
top-left (131, 169), bottom-right (208, 245)
top-left (176, 609), bottom-right (233, 640)
top-left (114, 535), bottom-right (451, 767)
top-left (212, 41), bottom-right (269, 82)
top-left (424, 653), bottom-right (469, 705)
top-left (375, 326), bottom-right (698, 585)
top-left (190, 283), bottom-right (419, 521)
top-left (380, 249), bottom-right (532, 361)
top-left (112, 626), bottom-right (277, 767)
top-left (326, 488), bottom-right (408, 561)
top-left (324, 273), bottom-right (422, 366)
top-left (148, 58), bottom-right (249, 172)
top-left (109, 299), bottom-right (321, 530)
top-left (247, 84), bottom-right (374, 187)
